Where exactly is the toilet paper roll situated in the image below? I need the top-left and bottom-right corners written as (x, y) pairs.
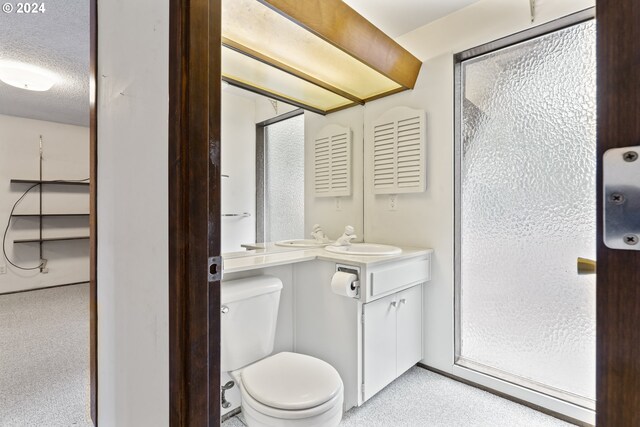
top-left (331, 271), bottom-right (358, 298)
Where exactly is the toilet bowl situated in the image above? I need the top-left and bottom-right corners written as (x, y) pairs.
top-left (232, 352), bottom-right (343, 427)
top-left (221, 276), bottom-right (344, 427)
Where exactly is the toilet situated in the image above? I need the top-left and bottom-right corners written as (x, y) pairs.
top-left (221, 275), bottom-right (344, 427)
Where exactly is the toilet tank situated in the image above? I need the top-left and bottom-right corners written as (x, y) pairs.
top-left (221, 275), bottom-right (283, 372)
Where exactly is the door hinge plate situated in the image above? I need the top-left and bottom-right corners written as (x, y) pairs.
top-left (603, 146), bottom-right (640, 250)
top-left (208, 256), bottom-right (223, 282)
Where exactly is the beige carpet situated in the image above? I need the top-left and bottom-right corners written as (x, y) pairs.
top-left (0, 284), bottom-right (92, 426)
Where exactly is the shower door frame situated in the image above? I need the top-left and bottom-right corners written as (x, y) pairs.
top-left (452, 8), bottom-right (597, 424)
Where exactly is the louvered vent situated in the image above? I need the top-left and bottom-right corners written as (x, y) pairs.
top-left (371, 106), bottom-right (426, 194)
top-left (314, 124), bottom-right (352, 197)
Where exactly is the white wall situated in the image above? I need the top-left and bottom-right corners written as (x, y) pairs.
top-left (397, 0), bottom-right (594, 61)
top-left (97, 0), bottom-right (169, 425)
top-left (362, 58), bottom-right (454, 369)
top-left (0, 114), bottom-right (89, 294)
top-left (304, 107), bottom-right (364, 241)
top-left (222, 91), bottom-right (257, 252)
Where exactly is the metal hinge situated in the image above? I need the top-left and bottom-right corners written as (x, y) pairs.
top-left (361, 383), bottom-right (365, 400)
top-left (603, 146), bottom-right (640, 250)
top-left (208, 256), bottom-right (222, 282)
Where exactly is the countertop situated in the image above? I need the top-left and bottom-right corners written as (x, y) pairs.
top-left (222, 243), bottom-right (433, 274)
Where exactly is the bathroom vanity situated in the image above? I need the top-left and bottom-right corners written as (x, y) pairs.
top-left (222, 244), bottom-right (432, 412)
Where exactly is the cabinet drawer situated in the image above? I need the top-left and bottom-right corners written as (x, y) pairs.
top-left (370, 258), bottom-right (430, 297)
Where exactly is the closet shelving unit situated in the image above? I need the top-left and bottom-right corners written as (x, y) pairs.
top-left (7, 138), bottom-right (90, 277)
top-left (11, 179), bottom-right (89, 260)
top-left (9, 179), bottom-right (90, 274)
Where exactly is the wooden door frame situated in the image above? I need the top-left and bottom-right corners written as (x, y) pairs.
top-left (596, 0), bottom-right (640, 425)
top-left (168, 0), bottom-right (221, 425)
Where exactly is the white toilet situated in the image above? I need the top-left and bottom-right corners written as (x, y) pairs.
top-left (221, 275), bottom-right (344, 427)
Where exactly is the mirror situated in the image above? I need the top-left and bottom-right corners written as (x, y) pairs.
top-left (221, 84), bottom-right (364, 254)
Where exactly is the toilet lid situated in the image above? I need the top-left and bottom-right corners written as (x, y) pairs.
top-left (242, 352), bottom-right (342, 411)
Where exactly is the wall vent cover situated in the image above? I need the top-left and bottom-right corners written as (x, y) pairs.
top-left (371, 106), bottom-right (426, 194)
top-left (314, 124), bottom-right (352, 197)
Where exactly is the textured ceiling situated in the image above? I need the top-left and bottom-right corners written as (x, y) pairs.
top-left (344, 0), bottom-right (481, 38)
top-left (0, 2), bottom-right (89, 126)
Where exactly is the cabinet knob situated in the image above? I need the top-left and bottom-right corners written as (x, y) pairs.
top-left (221, 305), bottom-right (229, 314)
top-left (390, 301), bottom-right (397, 307)
top-left (400, 298), bottom-right (407, 305)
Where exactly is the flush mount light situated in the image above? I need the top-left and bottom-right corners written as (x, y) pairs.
top-left (0, 61), bottom-right (58, 91)
top-left (222, 0), bottom-right (422, 114)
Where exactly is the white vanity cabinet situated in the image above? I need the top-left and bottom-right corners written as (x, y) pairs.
top-left (362, 284), bottom-right (422, 401)
top-left (292, 250), bottom-right (431, 411)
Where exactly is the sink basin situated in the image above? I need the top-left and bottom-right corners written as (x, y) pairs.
top-left (275, 239), bottom-right (332, 248)
top-left (325, 243), bottom-right (402, 256)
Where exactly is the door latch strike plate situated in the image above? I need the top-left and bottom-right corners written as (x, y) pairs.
top-left (208, 256), bottom-right (222, 282)
top-left (603, 145), bottom-right (640, 251)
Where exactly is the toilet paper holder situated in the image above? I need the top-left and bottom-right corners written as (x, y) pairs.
top-left (336, 264), bottom-right (361, 299)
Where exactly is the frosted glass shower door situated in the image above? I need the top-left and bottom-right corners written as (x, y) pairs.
top-left (264, 114), bottom-right (305, 242)
top-left (457, 21), bottom-right (596, 408)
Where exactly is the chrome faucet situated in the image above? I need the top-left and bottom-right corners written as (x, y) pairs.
top-left (310, 224), bottom-right (330, 243)
top-left (333, 225), bottom-right (357, 246)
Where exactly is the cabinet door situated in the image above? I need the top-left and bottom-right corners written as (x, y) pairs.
top-left (363, 293), bottom-right (397, 401)
top-left (396, 284), bottom-right (423, 376)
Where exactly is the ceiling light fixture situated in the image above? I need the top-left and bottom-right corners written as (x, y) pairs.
top-left (221, 0), bottom-right (422, 114)
top-left (0, 61), bottom-right (58, 91)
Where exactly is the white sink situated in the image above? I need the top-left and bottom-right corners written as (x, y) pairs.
top-left (275, 239), bottom-right (332, 248)
top-left (325, 243), bottom-right (402, 256)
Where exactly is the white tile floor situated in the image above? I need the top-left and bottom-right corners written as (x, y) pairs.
top-left (223, 366), bottom-right (574, 427)
top-left (0, 284), bottom-right (92, 427)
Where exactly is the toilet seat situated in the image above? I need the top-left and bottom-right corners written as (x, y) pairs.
top-left (232, 352), bottom-right (344, 426)
top-left (241, 379), bottom-right (343, 420)
top-left (241, 352), bottom-right (343, 411)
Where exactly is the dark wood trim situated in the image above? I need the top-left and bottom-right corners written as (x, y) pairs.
top-left (169, 0), bottom-right (220, 424)
top-left (596, 1), bottom-right (640, 425)
top-left (257, 0), bottom-right (422, 89)
top-left (0, 281), bottom-right (89, 297)
top-left (89, 0), bottom-right (97, 423)
top-left (222, 38), bottom-right (363, 104)
top-left (417, 364), bottom-right (592, 427)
